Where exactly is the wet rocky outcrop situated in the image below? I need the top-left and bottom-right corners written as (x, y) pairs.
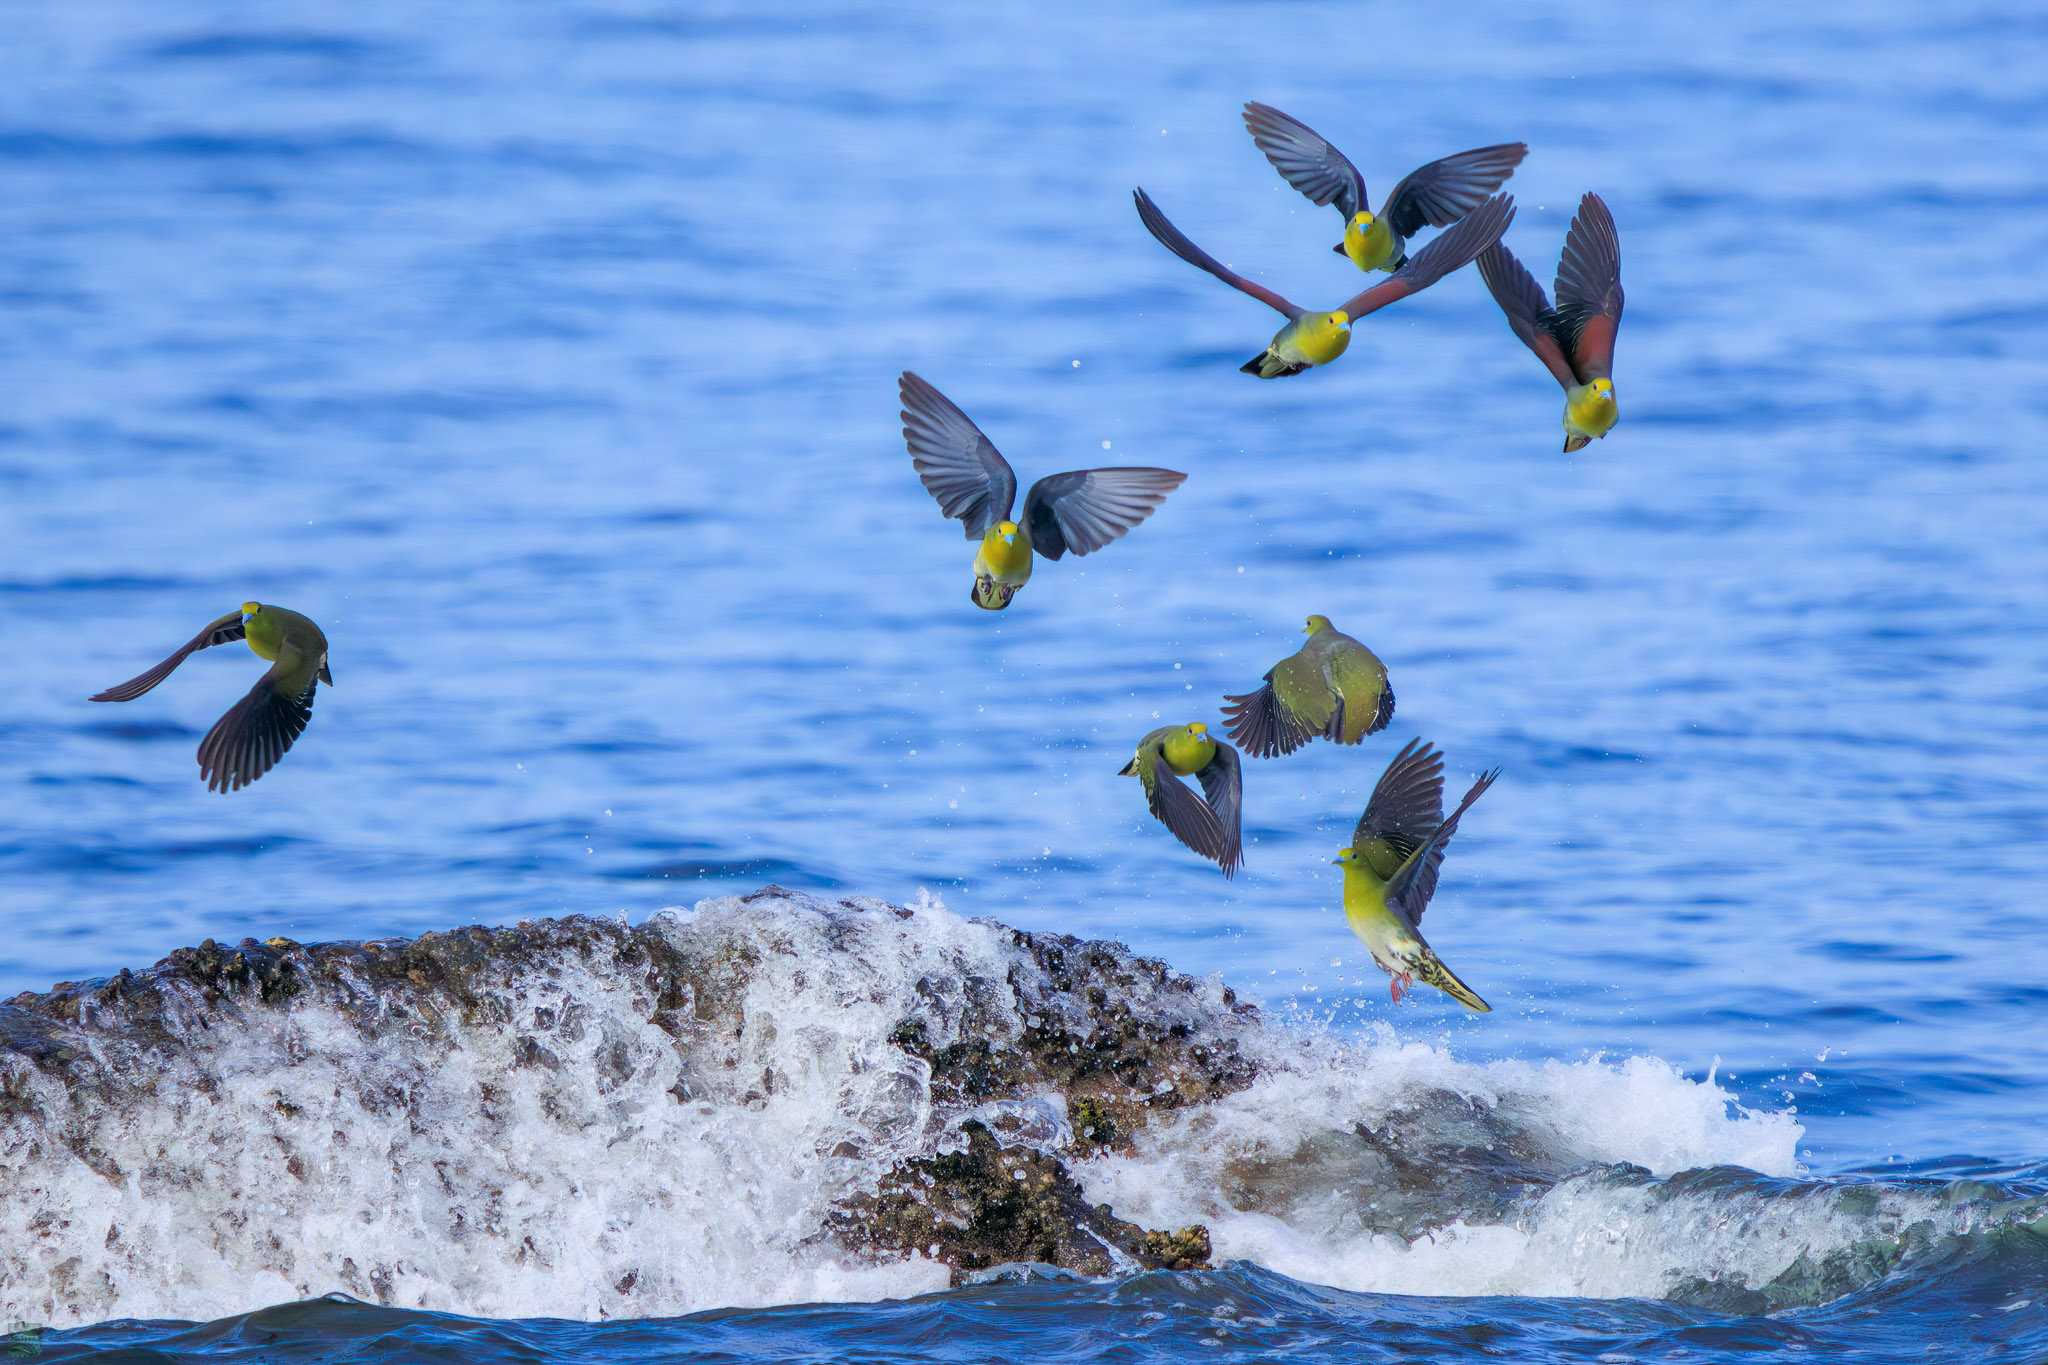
top-left (0, 886), bottom-right (1255, 1314)
top-left (833, 1119), bottom-right (1211, 1278)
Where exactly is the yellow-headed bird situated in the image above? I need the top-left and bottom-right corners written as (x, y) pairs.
top-left (1476, 192), bottom-right (1625, 453)
top-left (900, 373), bottom-right (1186, 610)
top-left (1336, 739), bottom-right (1499, 1011)
top-left (1120, 722), bottom-right (1243, 876)
top-left (90, 603), bottom-right (332, 793)
top-left (1132, 189), bottom-right (1514, 378)
top-left (1222, 615), bottom-right (1392, 757)
top-left (1242, 102), bottom-right (1526, 275)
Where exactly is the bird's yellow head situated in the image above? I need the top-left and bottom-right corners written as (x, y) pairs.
top-left (1333, 846), bottom-right (1358, 866)
top-left (1349, 211), bottom-right (1375, 232)
top-left (1303, 614), bottom-right (1332, 636)
top-left (1590, 378), bottom-right (1615, 404)
top-left (241, 601), bottom-right (262, 619)
top-left (996, 520), bottom-right (1020, 545)
top-left (1185, 722), bottom-right (1207, 737)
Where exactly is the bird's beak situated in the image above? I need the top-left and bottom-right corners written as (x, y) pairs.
top-left (1001, 532), bottom-right (1016, 544)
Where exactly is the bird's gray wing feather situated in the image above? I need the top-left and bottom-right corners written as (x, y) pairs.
top-left (197, 665), bottom-right (317, 794)
top-left (90, 610), bottom-right (247, 703)
top-left (1134, 189), bottom-right (1303, 318)
top-left (1220, 678), bottom-right (1313, 758)
top-left (900, 371), bottom-right (1019, 538)
top-left (1476, 241), bottom-right (1580, 390)
top-left (1381, 143), bottom-right (1528, 239)
top-left (1551, 192), bottom-right (1624, 382)
top-left (1353, 738), bottom-right (1445, 854)
top-left (1021, 468), bottom-right (1185, 561)
top-left (1241, 102), bottom-right (1368, 221)
top-left (1387, 768), bottom-right (1499, 925)
top-left (1194, 741), bottom-right (1244, 876)
top-left (1141, 750), bottom-right (1232, 870)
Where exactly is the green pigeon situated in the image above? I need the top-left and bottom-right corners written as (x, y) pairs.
top-left (1476, 191), bottom-right (1625, 453)
top-left (90, 602), bottom-right (332, 793)
top-left (1222, 614), bottom-right (1392, 757)
top-left (1335, 738), bottom-right (1499, 1011)
top-left (1120, 721), bottom-right (1243, 875)
top-left (1242, 101), bottom-right (1526, 276)
top-left (900, 372), bottom-right (1186, 609)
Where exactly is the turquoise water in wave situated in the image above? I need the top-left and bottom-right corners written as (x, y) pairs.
top-left (4, 1), bottom-right (2046, 1359)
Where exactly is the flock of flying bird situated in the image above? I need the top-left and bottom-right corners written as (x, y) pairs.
top-left (87, 103), bottom-right (1625, 1015)
top-left (899, 103), bottom-right (1625, 1012)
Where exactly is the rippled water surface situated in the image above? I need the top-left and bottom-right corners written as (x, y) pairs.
top-left (3, 0), bottom-right (2045, 1359)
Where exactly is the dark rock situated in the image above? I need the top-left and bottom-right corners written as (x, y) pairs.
top-left (834, 1119), bottom-right (1211, 1282)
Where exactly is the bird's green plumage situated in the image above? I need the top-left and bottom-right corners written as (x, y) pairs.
top-left (1268, 649), bottom-right (1336, 733)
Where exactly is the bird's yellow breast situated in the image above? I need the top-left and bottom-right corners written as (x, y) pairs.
top-left (243, 608), bottom-right (283, 661)
top-left (1341, 865), bottom-right (1403, 948)
top-left (1160, 729), bottom-right (1216, 775)
top-left (976, 525), bottom-right (1033, 581)
top-left (1276, 312), bottom-right (1352, 368)
top-left (1342, 214), bottom-right (1398, 272)
top-left (1565, 381), bottom-right (1619, 442)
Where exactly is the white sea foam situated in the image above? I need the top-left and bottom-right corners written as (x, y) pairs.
top-left (1076, 1027), bottom-right (1987, 1302)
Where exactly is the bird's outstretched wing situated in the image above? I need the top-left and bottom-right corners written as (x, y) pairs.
top-left (1336, 194), bottom-right (1515, 320)
top-left (1194, 741), bottom-right (1244, 876)
top-left (197, 653), bottom-right (319, 794)
top-left (1222, 649), bottom-right (1330, 758)
top-left (1386, 767), bottom-right (1500, 925)
top-left (1133, 738), bottom-right (1232, 871)
top-left (1381, 143), bottom-right (1528, 239)
top-left (900, 372), bottom-right (1019, 538)
top-left (90, 610), bottom-right (247, 703)
top-left (1352, 738), bottom-right (1445, 859)
top-left (1241, 102), bottom-right (1369, 222)
top-left (1552, 192), bottom-right (1624, 382)
top-left (1476, 242), bottom-right (1578, 389)
top-left (1134, 188), bottom-right (1303, 319)
top-left (1021, 468), bottom-right (1184, 561)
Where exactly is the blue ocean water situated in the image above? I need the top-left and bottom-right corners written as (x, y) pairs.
top-left (3, 1), bottom-right (2046, 1359)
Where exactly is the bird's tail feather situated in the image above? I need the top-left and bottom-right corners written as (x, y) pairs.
top-left (971, 578), bottom-right (1015, 611)
top-left (1242, 352), bottom-right (1307, 379)
top-left (1563, 434), bottom-right (1591, 454)
top-left (1419, 953), bottom-right (1490, 1013)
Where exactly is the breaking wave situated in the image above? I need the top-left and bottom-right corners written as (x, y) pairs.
top-left (1, 889), bottom-right (2040, 1330)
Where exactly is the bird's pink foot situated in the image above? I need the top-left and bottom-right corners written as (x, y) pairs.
top-left (1389, 975), bottom-right (1404, 1004)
